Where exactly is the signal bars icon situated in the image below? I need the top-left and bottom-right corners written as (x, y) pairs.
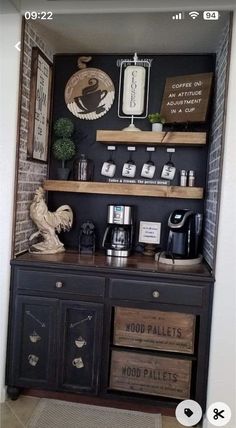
top-left (172, 12), bottom-right (184, 20)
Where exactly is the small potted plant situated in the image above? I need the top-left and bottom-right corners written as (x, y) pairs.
top-left (52, 118), bottom-right (76, 180)
top-left (148, 112), bottom-right (165, 132)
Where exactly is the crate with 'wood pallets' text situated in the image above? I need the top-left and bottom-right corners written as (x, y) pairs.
top-left (113, 307), bottom-right (196, 354)
top-left (109, 350), bottom-right (192, 400)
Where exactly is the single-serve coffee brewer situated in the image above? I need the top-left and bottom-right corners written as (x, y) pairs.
top-left (167, 209), bottom-right (203, 259)
top-left (102, 205), bottom-right (133, 257)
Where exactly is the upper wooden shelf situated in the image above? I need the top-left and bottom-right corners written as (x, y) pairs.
top-left (44, 180), bottom-right (203, 199)
top-left (96, 130), bottom-right (206, 145)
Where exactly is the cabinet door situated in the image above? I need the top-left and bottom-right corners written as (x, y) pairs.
top-left (59, 301), bottom-right (103, 394)
top-left (10, 296), bottom-right (58, 388)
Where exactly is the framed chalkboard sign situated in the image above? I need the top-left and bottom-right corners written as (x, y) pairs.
top-left (27, 47), bottom-right (52, 162)
top-left (160, 72), bottom-right (213, 123)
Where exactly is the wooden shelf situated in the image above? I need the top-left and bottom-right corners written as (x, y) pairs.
top-left (96, 130), bottom-right (206, 145)
top-left (44, 180), bottom-right (203, 199)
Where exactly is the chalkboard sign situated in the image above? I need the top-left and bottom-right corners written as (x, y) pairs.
top-left (160, 72), bottom-right (213, 123)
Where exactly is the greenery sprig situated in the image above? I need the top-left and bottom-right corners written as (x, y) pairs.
top-left (148, 112), bottom-right (165, 124)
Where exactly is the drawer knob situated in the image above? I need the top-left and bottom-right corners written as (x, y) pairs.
top-left (55, 281), bottom-right (63, 289)
top-left (152, 290), bottom-right (160, 298)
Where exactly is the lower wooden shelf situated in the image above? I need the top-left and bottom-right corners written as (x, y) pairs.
top-left (44, 180), bottom-right (203, 199)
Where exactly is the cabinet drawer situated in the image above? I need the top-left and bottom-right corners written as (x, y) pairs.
top-left (110, 278), bottom-right (203, 306)
top-left (16, 269), bottom-right (105, 297)
top-left (110, 350), bottom-right (192, 400)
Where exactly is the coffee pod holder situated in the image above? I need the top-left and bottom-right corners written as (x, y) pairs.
top-left (161, 148), bottom-right (176, 180)
top-left (118, 52), bottom-right (151, 131)
top-left (101, 146), bottom-right (117, 177)
top-left (141, 147), bottom-right (156, 179)
top-left (122, 146), bottom-right (136, 178)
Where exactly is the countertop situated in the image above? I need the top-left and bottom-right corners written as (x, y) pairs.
top-left (12, 251), bottom-right (213, 280)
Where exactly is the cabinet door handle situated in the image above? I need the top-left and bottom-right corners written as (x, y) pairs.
top-left (55, 281), bottom-right (63, 288)
top-left (152, 290), bottom-right (160, 298)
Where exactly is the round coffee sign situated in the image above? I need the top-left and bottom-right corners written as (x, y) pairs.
top-left (65, 57), bottom-right (115, 120)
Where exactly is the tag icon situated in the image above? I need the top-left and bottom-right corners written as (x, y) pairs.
top-left (184, 408), bottom-right (193, 418)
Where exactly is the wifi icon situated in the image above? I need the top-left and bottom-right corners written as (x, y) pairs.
top-left (189, 11), bottom-right (200, 19)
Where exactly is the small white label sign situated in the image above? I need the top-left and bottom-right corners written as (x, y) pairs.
top-left (139, 221), bottom-right (161, 244)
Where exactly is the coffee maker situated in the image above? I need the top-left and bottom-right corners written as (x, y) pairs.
top-left (102, 205), bottom-right (133, 257)
top-left (167, 209), bottom-right (203, 259)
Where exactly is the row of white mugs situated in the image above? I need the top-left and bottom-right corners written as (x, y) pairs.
top-left (101, 160), bottom-right (176, 180)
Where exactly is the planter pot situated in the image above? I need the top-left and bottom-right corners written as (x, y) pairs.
top-left (56, 167), bottom-right (70, 180)
top-left (152, 123), bottom-right (163, 132)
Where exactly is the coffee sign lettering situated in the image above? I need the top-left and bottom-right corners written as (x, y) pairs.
top-left (160, 72), bottom-right (213, 123)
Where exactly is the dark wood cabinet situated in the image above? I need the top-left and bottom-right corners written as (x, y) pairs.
top-left (10, 295), bottom-right (57, 389)
top-left (58, 301), bottom-right (103, 393)
top-left (6, 252), bottom-right (214, 411)
top-left (7, 266), bottom-right (104, 397)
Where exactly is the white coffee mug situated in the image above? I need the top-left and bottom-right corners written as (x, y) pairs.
top-left (29, 331), bottom-right (41, 343)
top-left (141, 163), bottom-right (156, 179)
top-left (101, 162), bottom-right (116, 178)
top-left (28, 354), bottom-right (39, 366)
top-left (72, 357), bottom-right (84, 369)
top-left (122, 163), bottom-right (136, 178)
top-left (161, 164), bottom-right (176, 180)
top-left (75, 336), bottom-right (86, 348)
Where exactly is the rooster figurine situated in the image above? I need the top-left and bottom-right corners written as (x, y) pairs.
top-left (29, 187), bottom-right (73, 254)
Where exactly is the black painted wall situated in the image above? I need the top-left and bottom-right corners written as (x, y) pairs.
top-left (49, 54), bottom-right (215, 251)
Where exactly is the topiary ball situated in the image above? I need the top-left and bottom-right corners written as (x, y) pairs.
top-left (54, 118), bottom-right (74, 138)
top-left (52, 138), bottom-right (76, 161)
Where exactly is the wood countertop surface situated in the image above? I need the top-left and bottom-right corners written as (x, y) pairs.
top-left (12, 251), bottom-right (213, 280)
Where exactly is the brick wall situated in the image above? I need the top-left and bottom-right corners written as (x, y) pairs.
top-left (203, 20), bottom-right (231, 269)
top-left (14, 21), bottom-right (54, 255)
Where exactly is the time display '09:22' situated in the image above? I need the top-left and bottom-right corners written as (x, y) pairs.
top-left (24, 11), bottom-right (53, 20)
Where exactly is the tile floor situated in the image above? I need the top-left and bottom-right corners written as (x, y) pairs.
top-left (0, 395), bottom-right (200, 428)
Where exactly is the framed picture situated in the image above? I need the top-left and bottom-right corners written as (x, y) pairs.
top-left (139, 221), bottom-right (161, 244)
top-left (27, 47), bottom-right (52, 162)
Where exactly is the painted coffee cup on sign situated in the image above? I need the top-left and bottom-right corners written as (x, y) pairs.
top-left (75, 89), bottom-right (108, 113)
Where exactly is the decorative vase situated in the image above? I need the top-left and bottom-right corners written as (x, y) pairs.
top-left (152, 123), bottom-right (163, 132)
top-left (57, 167), bottom-right (70, 180)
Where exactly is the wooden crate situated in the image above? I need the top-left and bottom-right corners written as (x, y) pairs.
top-left (113, 307), bottom-right (196, 354)
top-left (110, 350), bottom-right (192, 400)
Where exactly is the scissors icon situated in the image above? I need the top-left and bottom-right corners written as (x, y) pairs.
top-left (213, 408), bottom-right (225, 420)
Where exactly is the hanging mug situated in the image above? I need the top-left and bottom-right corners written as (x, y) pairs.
top-left (122, 161), bottom-right (136, 178)
top-left (161, 162), bottom-right (176, 180)
top-left (101, 161), bottom-right (116, 178)
top-left (141, 162), bottom-right (156, 179)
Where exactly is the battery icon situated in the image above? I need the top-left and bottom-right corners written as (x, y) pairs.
top-left (203, 11), bottom-right (219, 20)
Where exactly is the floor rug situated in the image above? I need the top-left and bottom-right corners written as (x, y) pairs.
top-left (26, 398), bottom-right (162, 428)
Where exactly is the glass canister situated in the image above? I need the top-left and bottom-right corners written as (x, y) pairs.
top-left (73, 154), bottom-right (94, 181)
